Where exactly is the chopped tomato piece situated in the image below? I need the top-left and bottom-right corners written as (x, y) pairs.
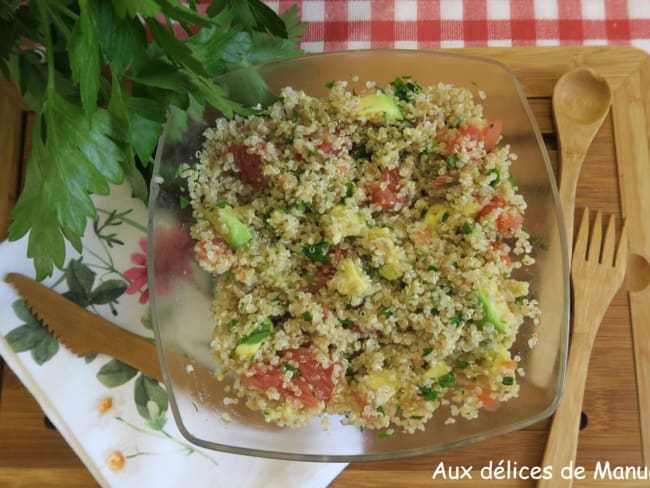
top-left (476, 387), bottom-right (501, 412)
top-left (368, 168), bottom-right (409, 209)
top-left (317, 141), bottom-right (335, 155)
top-left (239, 347), bottom-right (339, 409)
top-left (501, 360), bottom-right (518, 371)
top-left (496, 211), bottom-right (523, 237)
top-left (483, 120), bottom-right (502, 152)
top-left (228, 144), bottom-right (267, 189)
top-left (431, 175), bottom-right (459, 187)
top-left (475, 197), bottom-right (506, 221)
top-left (448, 120), bottom-right (502, 154)
top-left (306, 263), bottom-right (336, 294)
top-left (476, 197), bottom-right (523, 237)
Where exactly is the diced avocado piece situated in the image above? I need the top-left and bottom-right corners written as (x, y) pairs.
top-left (423, 360), bottom-right (450, 380)
top-left (359, 93), bottom-right (402, 121)
top-left (233, 318), bottom-right (273, 359)
top-left (332, 258), bottom-right (370, 297)
top-left (233, 341), bottom-right (262, 360)
top-left (378, 263), bottom-right (400, 280)
top-left (325, 205), bottom-right (364, 244)
top-left (424, 203), bottom-right (448, 229)
top-left (477, 289), bottom-right (505, 333)
top-left (206, 206), bottom-right (252, 249)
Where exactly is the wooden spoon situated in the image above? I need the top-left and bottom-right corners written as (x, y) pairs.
top-left (553, 67), bottom-right (612, 247)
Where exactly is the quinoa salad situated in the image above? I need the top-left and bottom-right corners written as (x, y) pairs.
top-left (184, 77), bottom-right (541, 433)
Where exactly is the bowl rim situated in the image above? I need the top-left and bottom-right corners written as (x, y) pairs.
top-left (147, 48), bottom-right (570, 462)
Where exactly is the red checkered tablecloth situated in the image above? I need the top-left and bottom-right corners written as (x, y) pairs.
top-left (264, 0), bottom-right (650, 52)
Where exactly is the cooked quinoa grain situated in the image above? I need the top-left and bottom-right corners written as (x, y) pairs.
top-left (185, 78), bottom-right (540, 432)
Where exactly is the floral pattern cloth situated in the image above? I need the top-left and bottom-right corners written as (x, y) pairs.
top-left (0, 183), bottom-right (346, 488)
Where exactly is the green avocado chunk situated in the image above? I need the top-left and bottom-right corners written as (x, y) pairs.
top-left (359, 93), bottom-right (403, 121)
top-left (207, 206), bottom-right (252, 249)
top-left (477, 289), bottom-right (505, 333)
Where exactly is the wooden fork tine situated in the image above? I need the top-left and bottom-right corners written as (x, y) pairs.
top-left (614, 219), bottom-right (628, 271)
top-left (600, 214), bottom-right (617, 266)
top-left (587, 210), bottom-right (603, 262)
top-left (573, 207), bottom-right (590, 260)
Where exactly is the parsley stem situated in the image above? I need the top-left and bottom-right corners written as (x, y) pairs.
top-left (37, 2), bottom-right (56, 97)
top-left (47, 6), bottom-right (72, 40)
top-left (97, 208), bottom-right (147, 233)
top-left (51, 3), bottom-right (79, 20)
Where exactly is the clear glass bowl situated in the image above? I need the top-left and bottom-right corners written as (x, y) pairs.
top-left (147, 50), bottom-right (569, 462)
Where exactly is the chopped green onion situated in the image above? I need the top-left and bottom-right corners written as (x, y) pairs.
top-left (422, 347), bottom-right (433, 357)
top-left (237, 318), bottom-right (273, 346)
top-left (376, 405), bottom-right (385, 415)
top-left (441, 211), bottom-right (450, 223)
top-left (302, 241), bottom-right (331, 264)
top-left (229, 319), bottom-right (238, 332)
top-left (303, 311), bottom-right (313, 322)
top-left (447, 154), bottom-right (458, 168)
top-left (502, 376), bottom-right (515, 386)
top-left (180, 195), bottom-right (190, 208)
top-left (410, 415), bottom-right (424, 420)
top-left (457, 359), bottom-right (470, 369)
top-left (428, 265), bottom-right (439, 272)
top-left (325, 80), bottom-right (335, 89)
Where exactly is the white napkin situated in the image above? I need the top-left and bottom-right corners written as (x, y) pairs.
top-left (0, 182), bottom-right (346, 488)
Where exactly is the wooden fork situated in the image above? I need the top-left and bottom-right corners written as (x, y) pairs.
top-left (539, 208), bottom-right (628, 488)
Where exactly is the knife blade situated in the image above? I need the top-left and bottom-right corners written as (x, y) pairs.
top-left (4, 272), bottom-right (162, 382)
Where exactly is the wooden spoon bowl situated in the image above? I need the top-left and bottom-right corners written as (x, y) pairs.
top-left (553, 68), bottom-right (613, 247)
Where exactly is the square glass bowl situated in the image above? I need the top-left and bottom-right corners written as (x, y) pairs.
top-left (147, 50), bottom-right (569, 462)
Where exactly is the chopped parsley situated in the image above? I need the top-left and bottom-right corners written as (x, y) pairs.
top-left (450, 313), bottom-right (464, 326)
top-left (344, 182), bottom-right (356, 198)
top-left (422, 347), bottom-right (433, 357)
top-left (417, 385), bottom-right (439, 401)
top-left (441, 211), bottom-right (450, 223)
top-left (487, 168), bottom-right (501, 187)
top-left (502, 376), bottom-right (515, 386)
top-left (428, 265), bottom-right (439, 272)
top-left (378, 429), bottom-right (395, 439)
top-left (390, 76), bottom-right (421, 102)
top-left (457, 359), bottom-right (470, 369)
top-left (303, 311), bottom-right (313, 322)
top-left (438, 372), bottom-right (456, 388)
top-left (376, 405), bottom-right (385, 415)
top-left (283, 363), bottom-right (301, 377)
top-left (325, 80), bottom-right (335, 89)
top-left (460, 221), bottom-right (473, 235)
top-left (447, 153), bottom-right (458, 168)
top-left (410, 415), bottom-right (424, 420)
top-left (379, 306), bottom-right (394, 318)
top-left (228, 319), bottom-right (238, 332)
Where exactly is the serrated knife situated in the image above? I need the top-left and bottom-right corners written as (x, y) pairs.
top-left (4, 272), bottom-right (162, 381)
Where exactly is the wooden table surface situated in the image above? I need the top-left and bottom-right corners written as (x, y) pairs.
top-left (1, 47), bottom-right (649, 487)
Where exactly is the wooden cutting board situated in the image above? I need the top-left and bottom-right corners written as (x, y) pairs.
top-left (0, 46), bottom-right (648, 487)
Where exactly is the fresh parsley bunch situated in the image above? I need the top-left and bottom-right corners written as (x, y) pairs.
top-left (0, 0), bottom-right (305, 280)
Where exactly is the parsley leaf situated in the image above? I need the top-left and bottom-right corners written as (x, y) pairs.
top-left (9, 95), bottom-right (125, 279)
